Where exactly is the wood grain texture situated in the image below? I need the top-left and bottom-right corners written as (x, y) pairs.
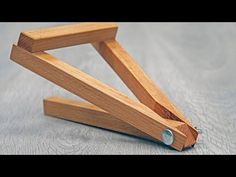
top-left (1, 23), bottom-right (236, 154)
top-left (18, 23), bottom-right (118, 52)
top-left (93, 39), bottom-right (197, 144)
top-left (44, 96), bottom-right (190, 145)
top-left (44, 96), bottom-right (155, 141)
top-left (10, 44), bottom-right (189, 151)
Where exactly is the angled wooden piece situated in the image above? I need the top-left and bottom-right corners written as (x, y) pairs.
top-left (18, 23), bottom-right (118, 52)
top-left (43, 96), bottom-right (156, 141)
top-left (11, 44), bottom-right (191, 151)
top-left (93, 40), bottom-right (198, 143)
top-left (44, 96), bottom-right (192, 146)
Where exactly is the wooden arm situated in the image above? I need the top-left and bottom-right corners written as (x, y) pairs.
top-left (93, 40), bottom-right (198, 142)
top-left (18, 23), bottom-right (118, 52)
top-left (44, 96), bottom-right (193, 148)
top-left (44, 96), bottom-right (155, 141)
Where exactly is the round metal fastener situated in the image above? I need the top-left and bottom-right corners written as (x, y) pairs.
top-left (161, 129), bottom-right (174, 146)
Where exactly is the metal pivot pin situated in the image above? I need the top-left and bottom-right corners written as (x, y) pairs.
top-left (162, 129), bottom-right (174, 146)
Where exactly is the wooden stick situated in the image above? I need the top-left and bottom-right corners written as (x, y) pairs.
top-left (18, 23), bottom-right (118, 52)
top-left (44, 96), bottom-right (156, 141)
top-left (44, 96), bottom-right (191, 146)
top-left (93, 40), bottom-right (198, 142)
top-left (10, 44), bottom-right (189, 151)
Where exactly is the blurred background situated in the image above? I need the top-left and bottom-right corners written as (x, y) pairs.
top-left (0, 23), bottom-right (235, 154)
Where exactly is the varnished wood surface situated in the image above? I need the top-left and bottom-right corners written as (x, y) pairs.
top-left (0, 23), bottom-right (236, 154)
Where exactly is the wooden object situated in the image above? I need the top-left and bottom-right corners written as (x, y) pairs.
top-left (10, 23), bottom-right (198, 151)
top-left (93, 40), bottom-right (198, 141)
top-left (44, 96), bottom-right (156, 141)
top-left (44, 96), bottom-right (190, 143)
top-left (18, 23), bottom-right (118, 52)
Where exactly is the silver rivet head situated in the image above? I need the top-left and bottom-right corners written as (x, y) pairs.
top-left (162, 129), bottom-right (174, 146)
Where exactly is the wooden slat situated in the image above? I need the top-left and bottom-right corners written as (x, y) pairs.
top-left (93, 39), bottom-right (198, 142)
top-left (10, 44), bottom-right (188, 151)
top-left (44, 96), bottom-right (190, 146)
top-left (18, 23), bottom-right (118, 52)
top-left (44, 96), bottom-right (156, 141)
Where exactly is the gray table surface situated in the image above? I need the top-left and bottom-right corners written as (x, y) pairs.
top-left (0, 23), bottom-right (236, 154)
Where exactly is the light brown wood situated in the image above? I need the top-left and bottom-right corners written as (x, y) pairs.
top-left (93, 39), bottom-right (198, 142)
top-left (44, 96), bottom-right (156, 141)
top-left (18, 23), bottom-right (118, 52)
top-left (44, 96), bottom-right (192, 147)
top-left (11, 23), bottom-right (198, 150)
top-left (10, 44), bottom-right (190, 151)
